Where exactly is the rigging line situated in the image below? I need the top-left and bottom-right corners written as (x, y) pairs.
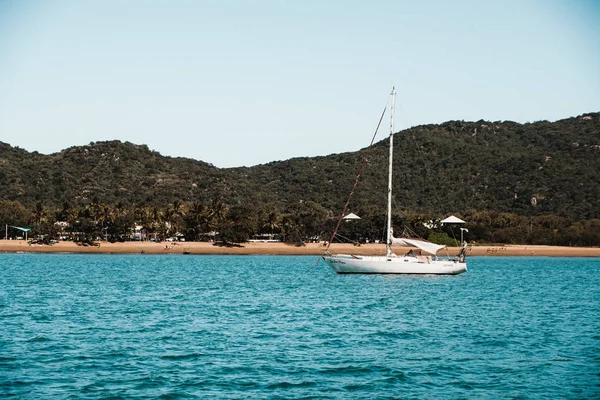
top-left (324, 103), bottom-right (388, 255)
top-left (305, 103), bottom-right (388, 276)
top-left (303, 232), bottom-right (356, 274)
top-left (449, 228), bottom-right (460, 247)
top-left (302, 256), bottom-right (322, 275)
top-left (331, 233), bottom-right (354, 243)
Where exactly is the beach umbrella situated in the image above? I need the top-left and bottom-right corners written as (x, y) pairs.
top-left (440, 215), bottom-right (466, 225)
top-left (343, 213), bottom-right (361, 221)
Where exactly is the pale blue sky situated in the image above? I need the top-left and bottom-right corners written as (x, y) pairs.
top-left (0, 0), bottom-right (598, 167)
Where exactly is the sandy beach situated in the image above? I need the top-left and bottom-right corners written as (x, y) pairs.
top-left (1, 240), bottom-right (599, 257)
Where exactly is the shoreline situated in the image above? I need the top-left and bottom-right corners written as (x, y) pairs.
top-left (0, 240), bottom-right (599, 257)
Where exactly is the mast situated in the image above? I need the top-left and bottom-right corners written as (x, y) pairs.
top-left (386, 87), bottom-right (396, 257)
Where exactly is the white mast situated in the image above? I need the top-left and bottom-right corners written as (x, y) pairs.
top-left (386, 87), bottom-right (396, 257)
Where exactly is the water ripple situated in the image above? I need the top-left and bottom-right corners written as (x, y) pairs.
top-left (0, 254), bottom-right (599, 398)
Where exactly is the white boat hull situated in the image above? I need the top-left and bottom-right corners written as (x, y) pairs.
top-left (323, 254), bottom-right (467, 275)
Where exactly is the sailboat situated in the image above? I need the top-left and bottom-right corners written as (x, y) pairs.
top-left (322, 88), bottom-right (468, 275)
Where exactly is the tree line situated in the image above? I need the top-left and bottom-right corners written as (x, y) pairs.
top-left (1, 199), bottom-right (598, 247)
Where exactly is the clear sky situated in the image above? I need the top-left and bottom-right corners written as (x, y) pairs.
top-left (0, 0), bottom-right (598, 167)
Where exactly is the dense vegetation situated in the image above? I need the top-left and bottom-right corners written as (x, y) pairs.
top-left (1, 112), bottom-right (598, 246)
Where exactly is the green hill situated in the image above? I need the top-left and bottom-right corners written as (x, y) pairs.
top-left (234, 113), bottom-right (599, 219)
top-left (0, 112), bottom-right (598, 245)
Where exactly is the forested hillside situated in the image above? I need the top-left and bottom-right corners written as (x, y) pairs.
top-left (0, 112), bottom-right (598, 245)
top-left (235, 112), bottom-right (599, 219)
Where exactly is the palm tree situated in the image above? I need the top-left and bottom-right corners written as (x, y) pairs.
top-left (171, 200), bottom-right (183, 216)
top-left (209, 197), bottom-right (227, 226)
top-left (265, 210), bottom-right (282, 234)
top-left (185, 202), bottom-right (213, 241)
top-left (150, 206), bottom-right (164, 240)
top-left (31, 202), bottom-right (49, 238)
top-left (164, 200), bottom-right (184, 238)
top-left (98, 203), bottom-right (115, 241)
top-left (108, 202), bottom-right (133, 241)
top-left (257, 207), bottom-right (281, 238)
top-left (281, 214), bottom-right (301, 244)
top-left (32, 202), bottom-right (46, 226)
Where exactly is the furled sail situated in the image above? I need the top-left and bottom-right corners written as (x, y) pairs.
top-left (391, 236), bottom-right (446, 255)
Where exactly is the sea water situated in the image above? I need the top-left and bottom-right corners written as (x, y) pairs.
top-left (0, 254), bottom-right (598, 399)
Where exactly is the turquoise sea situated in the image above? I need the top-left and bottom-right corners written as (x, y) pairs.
top-left (1, 254), bottom-right (599, 399)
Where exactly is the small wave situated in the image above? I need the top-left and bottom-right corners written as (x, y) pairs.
top-left (381, 371), bottom-right (409, 383)
top-left (320, 338), bottom-right (346, 347)
top-left (26, 336), bottom-right (51, 343)
top-left (319, 364), bottom-right (392, 376)
top-left (372, 330), bottom-right (427, 340)
top-left (372, 330), bottom-right (402, 339)
top-left (246, 308), bottom-right (269, 315)
top-left (158, 392), bottom-right (195, 399)
top-left (472, 339), bottom-right (510, 348)
top-left (31, 314), bottom-right (51, 321)
top-left (250, 332), bottom-right (279, 340)
top-left (160, 352), bottom-right (205, 360)
top-left (266, 381), bottom-right (317, 389)
top-left (449, 380), bottom-right (475, 390)
top-left (2, 379), bottom-right (39, 387)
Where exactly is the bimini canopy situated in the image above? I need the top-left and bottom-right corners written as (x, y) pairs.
top-left (391, 236), bottom-right (446, 255)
